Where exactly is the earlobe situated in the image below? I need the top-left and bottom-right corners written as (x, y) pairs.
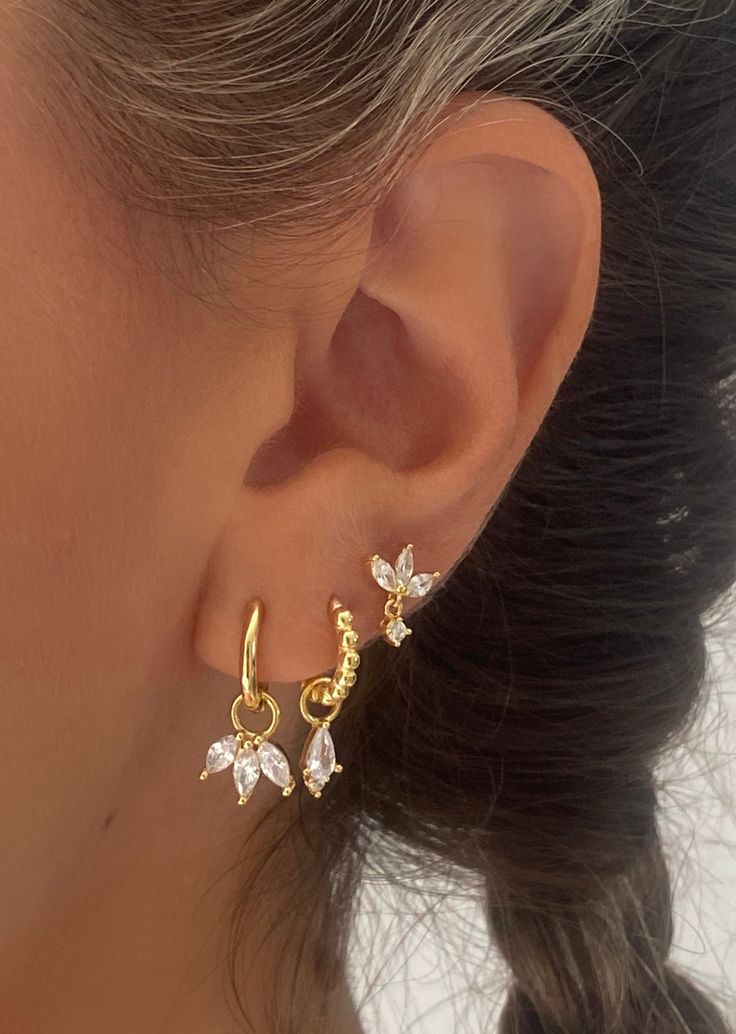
top-left (193, 94), bottom-right (600, 685)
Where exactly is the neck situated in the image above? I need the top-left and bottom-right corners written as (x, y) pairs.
top-left (0, 663), bottom-right (362, 1034)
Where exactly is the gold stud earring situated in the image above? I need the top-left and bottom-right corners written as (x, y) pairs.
top-left (298, 595), bottom-right (360, 797)
top-left (368, 543), bottom-right (441, 647)
top-left (199, 598), bottom-right (296, 805)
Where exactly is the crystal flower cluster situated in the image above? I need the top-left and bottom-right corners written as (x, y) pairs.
top-left (369, 543), bottom-right (441, 645)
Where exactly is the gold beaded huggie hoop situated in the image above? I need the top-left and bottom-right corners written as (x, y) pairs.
top-left (368, 544), bottom-right (441, 647)
top-left (199, 598), bottom-right (296, 805)
top-left (298, 595), bottom-right (360, 797)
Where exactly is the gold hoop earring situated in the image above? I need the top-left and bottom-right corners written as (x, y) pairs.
top-left (298, 595), bottom-right (360, 797)
top-left (368, 543), bottom-right (441, 646)
top-left (199, 598), bottom-right (296, 805)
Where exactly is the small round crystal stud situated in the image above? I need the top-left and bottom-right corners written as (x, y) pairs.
top-left (386, 617), bottom-right (410, 646)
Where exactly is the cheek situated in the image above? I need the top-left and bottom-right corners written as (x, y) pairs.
top-left (0, 90), bottom-right (231, 943)
top-left (0, 204), bottom-right (180, 769)
top-left (0, 128), bottom-right (183, 709)
top-left (0, 249), bottom-right (172, 704)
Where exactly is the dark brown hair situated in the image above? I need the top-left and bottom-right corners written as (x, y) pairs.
top-left (37, 0), bottom-right (736, 1031)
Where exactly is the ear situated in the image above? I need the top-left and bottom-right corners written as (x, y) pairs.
top-left (194, 94), bottom-right (600, 682)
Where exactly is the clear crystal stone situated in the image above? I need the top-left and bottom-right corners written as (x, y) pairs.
top-left (257, 741), bottom-right (292, 789)
top-left (395, 544), bottom-right (414, 587)
top-left (407, 572), bottom-right (437, 597)
top-left (205, 734), bottom-right (239, 774)
top-left (386, 617), bottom-right (409, 645)
top-left (233, 745), bottom-right (260, 801)
top-left (304, 726), bottom-right (336, 792)
top-left (371, 556), bottom-right (396, 592)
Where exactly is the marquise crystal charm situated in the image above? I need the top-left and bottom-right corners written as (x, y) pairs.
top-left (232, 743), bottom-right (260, 803)
top-left (301, 724), bottom-right (340, 798)
top-left (257, 740), bottom-right (293, 790)
top-left (204, 734), bottom-right (239, 775)
top-left (368, 544), bottom-right (441, 647)
top-left (200, 709), bottom-right (296, 805)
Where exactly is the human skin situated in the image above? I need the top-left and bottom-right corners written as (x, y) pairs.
top-left (0, 8), bottom-right (600, 1031)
